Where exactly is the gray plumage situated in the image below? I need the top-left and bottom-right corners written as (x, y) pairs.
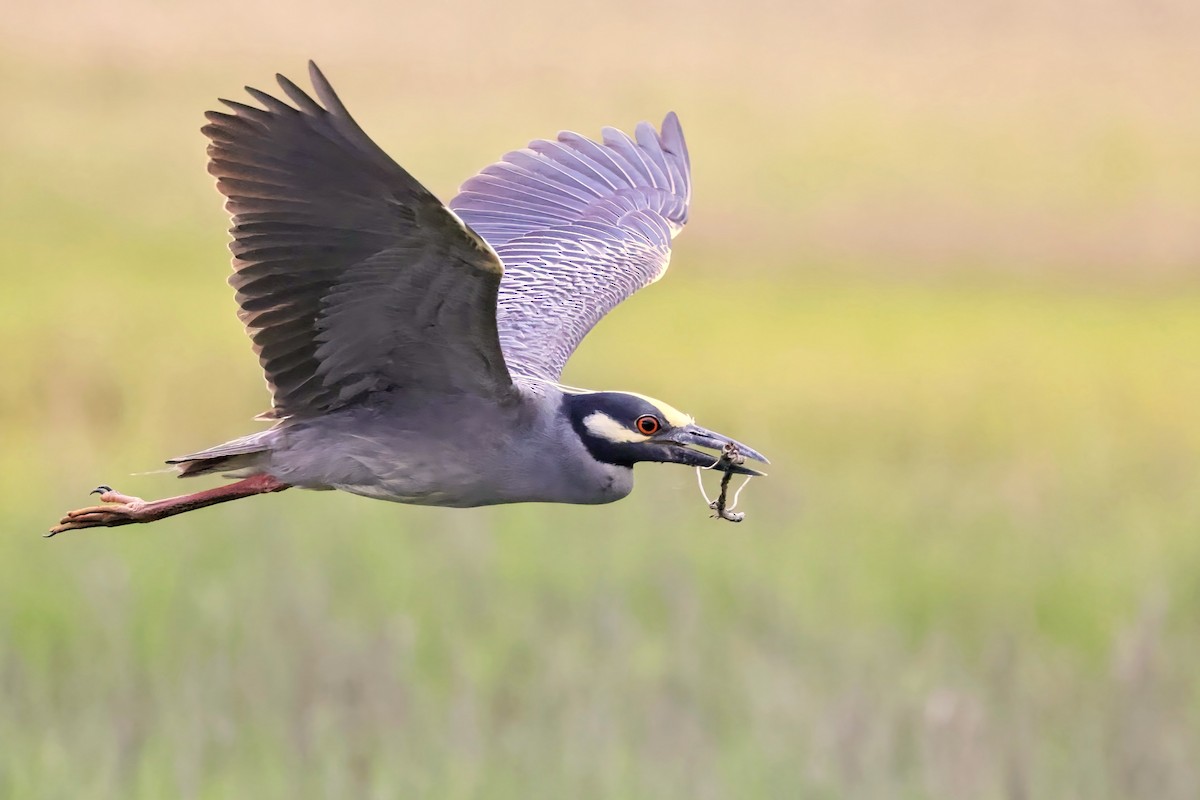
top-left (205, 67), bottom-right (512, 420)
top-left (49, 62), bottom-right (766, 535)
top-left (155, 62), bottom-right (764, 512)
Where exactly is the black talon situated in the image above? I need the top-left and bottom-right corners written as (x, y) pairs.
top-left (91, 485), bottom-right (112, 495)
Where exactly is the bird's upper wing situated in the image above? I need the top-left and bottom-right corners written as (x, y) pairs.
top-left (203, 62), bottom-right (513, 419)
top-left (449, 114), bottom-right (691, 382)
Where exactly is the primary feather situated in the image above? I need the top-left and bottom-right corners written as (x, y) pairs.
top-left (203, 62), bottom-right (513, 420)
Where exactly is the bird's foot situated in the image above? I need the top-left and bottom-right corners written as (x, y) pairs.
top-left (46, 486), bottom-right (149, 537)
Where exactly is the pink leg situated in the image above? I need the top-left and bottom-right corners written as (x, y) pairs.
top-left (47, 474), bottom-right (290, 537)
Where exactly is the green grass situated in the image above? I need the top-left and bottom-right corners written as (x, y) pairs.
top-left (3, 16), bottom-right (1200, 797)
top-left (5, 275), bottom-right (1198, 798)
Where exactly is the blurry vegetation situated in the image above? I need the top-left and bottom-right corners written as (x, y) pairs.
top-left (2, 0), bottom-right (1199, 797)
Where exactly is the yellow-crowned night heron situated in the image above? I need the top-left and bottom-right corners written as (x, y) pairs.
top-left (49, 62), bottom-right (767, 536)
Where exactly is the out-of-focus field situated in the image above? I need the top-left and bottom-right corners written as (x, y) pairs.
top-left (3, 1), bottom-right (1200, 797)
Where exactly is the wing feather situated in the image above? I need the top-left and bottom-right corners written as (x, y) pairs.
top-left (450, 113), bottom-right (691, 381)
top-left (204, 62), bottom-right (512, 418)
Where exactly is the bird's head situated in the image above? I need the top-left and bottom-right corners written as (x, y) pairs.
top-left (564, 391), bottom-right (768, 475)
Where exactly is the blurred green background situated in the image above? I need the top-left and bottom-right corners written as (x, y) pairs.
top-left (3, 0), bottom-right (1200, 797)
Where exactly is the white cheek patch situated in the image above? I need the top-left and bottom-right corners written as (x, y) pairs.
top-left (583, 412), bottom-right (649, 444)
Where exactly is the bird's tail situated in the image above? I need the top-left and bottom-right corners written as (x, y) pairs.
top-left (166, 430), bottom-right (275, 478)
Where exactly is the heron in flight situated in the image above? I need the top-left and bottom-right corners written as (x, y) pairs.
top-left (50, 62), bottom-right (767, 535)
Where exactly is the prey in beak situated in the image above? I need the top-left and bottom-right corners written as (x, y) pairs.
top-left (650, 423), bottom-right (770, 476)
top-left (651, 423), bottom-right (768, 522)
top-left (564, 390), bottom-right (769, 521)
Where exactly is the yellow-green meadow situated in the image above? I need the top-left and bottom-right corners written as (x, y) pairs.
top-left (3, 2), bottom-right (1199, 796)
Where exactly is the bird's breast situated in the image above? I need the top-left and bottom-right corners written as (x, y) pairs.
top-left (329, 455), bottom-right (633, 508)
top-left (268, 398), bottom-right (634, 508)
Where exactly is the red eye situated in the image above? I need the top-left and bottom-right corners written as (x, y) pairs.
top-left (635, 415), bottom-right (661, 436)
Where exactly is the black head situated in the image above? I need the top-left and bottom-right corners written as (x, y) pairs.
top-left (563, 391), bottom-right (768, 474)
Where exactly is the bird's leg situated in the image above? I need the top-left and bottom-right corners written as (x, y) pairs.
top-left (47, 474), bottom-right (290, 537)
